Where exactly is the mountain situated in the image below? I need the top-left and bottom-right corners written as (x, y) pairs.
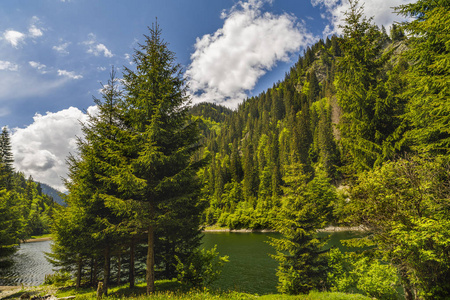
top-left (195, 29), bottom-right (409, 229)
top-left (39, 182), bottom-right (66, 206)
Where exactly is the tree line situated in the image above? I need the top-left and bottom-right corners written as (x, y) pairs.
top-left (194, 0), bottom-right (449, 298)
top-left (0, 126), bottom-right (61, 269)
top-left (0, 0), bottom-right (448, 298)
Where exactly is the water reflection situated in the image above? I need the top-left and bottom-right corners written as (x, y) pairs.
top-left (0, 240), bottom-right (54, 286)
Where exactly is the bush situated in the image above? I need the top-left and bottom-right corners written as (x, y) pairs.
top-left (175, 245), bottom-right (228, 288)
top-left (44, 271), bottom-right (73, 286)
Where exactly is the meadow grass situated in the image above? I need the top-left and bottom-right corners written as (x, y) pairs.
top-left (49, 280), bottom-right (372, 300)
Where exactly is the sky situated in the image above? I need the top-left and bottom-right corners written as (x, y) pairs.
top-left (0, 0), bottom-right (413, 191)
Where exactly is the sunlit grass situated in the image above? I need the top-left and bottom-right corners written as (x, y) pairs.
top-left (49, 280), bottom-right (372, 300)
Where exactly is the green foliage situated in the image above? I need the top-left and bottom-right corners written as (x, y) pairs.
top-left (270, 165), bottom-right (335, 294)
top-left (397, 0), bottom-right (450, 154)
top-left (50, 23), bottom-right (207, 294)
top-left (175, 245), bottom-right (228, 288)
top-left (328, 248), bottom-right (400, 299)
top-left (43, 270), bottom-right (73, 286)
top-left (348, 155), bottom-right (450, 299)
top-left (0, 130), bottom-right (60, 271)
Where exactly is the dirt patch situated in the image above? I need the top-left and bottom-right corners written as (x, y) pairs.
top-left (0, 286), bottom-right (22, 299)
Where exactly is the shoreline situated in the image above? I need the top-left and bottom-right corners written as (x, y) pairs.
top-left (23, 237), bottom-right (52, 243)
top-left (203, 228), bottom-right (276, 233)
top-left (203, 226), bottom-right (367, 233)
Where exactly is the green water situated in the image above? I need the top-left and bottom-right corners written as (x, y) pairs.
top-left (202, 231), bottom-right (366, 295)
top-left (1, 231), bottom-right (364, 294)
top-left (202, 232), bottom-right (280, 294)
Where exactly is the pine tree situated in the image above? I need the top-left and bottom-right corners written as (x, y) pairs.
top-left (335, 0), bottom-right (399, 174)
top-left (120, 22), bottom-right (205, 294)
top-left (397, 0), bottom-right (450, 154)
top-left (0, 127), bottom-right (14, 189)
top-left (0, 189), bottom-right (23, 269)
top-left (270, 164), bottom-right (334, 294)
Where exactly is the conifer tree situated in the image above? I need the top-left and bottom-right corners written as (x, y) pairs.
top-left (397, 0), bottom-right (450, 154)
top-left (0, 127), bottom-right (14, 189)
top-left (335, 0), bottom-right (398, 174)
top-left (119, 22), bottom-right (205, 294)
top-left (270, 164), bottom-right (334, 294)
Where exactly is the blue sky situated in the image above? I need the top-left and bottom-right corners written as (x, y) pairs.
top-left (0, 0), bottom-right (412, 190)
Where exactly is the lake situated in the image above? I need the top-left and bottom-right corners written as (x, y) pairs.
top-left (0, 240), bottom-right (53, 286)
top-left (0, 231), bottom-right (363, 293)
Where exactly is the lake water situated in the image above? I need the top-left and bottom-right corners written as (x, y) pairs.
top-left (0, 231), bottom-right (363, 293)
top-left (0, 240), bottom-right (53, 286)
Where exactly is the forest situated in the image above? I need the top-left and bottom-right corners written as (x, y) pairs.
top-left (0, 0), bottom-right (449, 299)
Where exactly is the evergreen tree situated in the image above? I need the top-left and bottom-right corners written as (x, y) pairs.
top-left (335, 0), bottom-right (399, 174)
top-left (0, 190), bottom-right (23, 269)
top-left (397, 0), bottom-right (450, 154)
top-left (270, 164), bottom-right (334, 294)
top-left (0, 127), bottom-right (14, 189)
top-left (119, 22), bottom-right (205, 294)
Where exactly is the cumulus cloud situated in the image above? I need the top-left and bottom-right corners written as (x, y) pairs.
top-left (3, 30), bottom-right (26, 47)
top-left (2, 17), bottom-right (44, 47)
top-left (58, 69), bottom-right (83, 80)
top-left (311, 0), bottom-right (414, 36)
top-left (29, 25), bottom-right (43, 38)
top-left (83, 33), bottom-right (114, 58)
top-left (0, 60), bottom-right (19, 71)
top-left (11, 107), bottom-right (95, 191)
top-left (29, 61), bottom-right (47, 74)
top-left (186, 0), bottom-right (314, 108)
top-left (53, 42), bottom-right (70, 55)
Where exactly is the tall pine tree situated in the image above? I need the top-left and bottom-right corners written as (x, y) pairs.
top-left (119, 22), bottom-right (205, 294)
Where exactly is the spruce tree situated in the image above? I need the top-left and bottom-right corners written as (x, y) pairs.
top-left (335, 0), bottom-right (399, 174)
top-left (270, 164), bottom-right (334, 294)
top-left (397, 0), bottom-right (450, 154)
top-left (120, 22), bottom-right (205, 294)
top-left (0, 127), bottom-right (14, 189)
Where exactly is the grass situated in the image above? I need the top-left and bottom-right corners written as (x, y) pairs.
top-left (5, 280), bottom-right (372, 300)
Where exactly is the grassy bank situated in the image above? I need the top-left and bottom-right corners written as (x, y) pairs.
top-left (3, 281), bottom-right (372, 300)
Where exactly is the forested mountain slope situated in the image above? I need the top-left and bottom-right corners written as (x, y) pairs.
top-left (195, 28), bottom-right (407, 229)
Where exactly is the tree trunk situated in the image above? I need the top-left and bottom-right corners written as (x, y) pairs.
top-left (146, 225), bottom-right (155, 294)
top-left (129, 237), bottom-right (135, 288)
top-left (103, 245), bottom-right (110, 296)
top-left (76, 255), bottom-right (82, 288)
top-left (90, 257), bottom-right (94, 286)
top-left (93, 258), bottom-right (99, 285)
top-left (117, 253), bottom-right (121, 285)
top-left (399, 266), bottom-right (415, 300)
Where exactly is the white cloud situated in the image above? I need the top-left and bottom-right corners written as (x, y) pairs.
top-left (0, 60), bottom-right (19, 71)
top-left (311, 0), bottom-right (414, 36)
top-left (84, 33), bottom-right (114, 58)
top-left (186, 0), bottom-right (314, 108)
top-left (28, 25), bottom-right (43, 38)
top-left (4, 30), bottom-right (26, 47)
top-left (29, 61), bottom-right (47, 73)
top-left (124, 53), bottom-right (133, 65)
top-left (53, 42), bottom-right (70, 55)
top-left (3, 17), bottom-right (44, 48)
top-left (11, 106), bottom-right (95, 191)
top-left (58, 69), bottom-right (83, 80)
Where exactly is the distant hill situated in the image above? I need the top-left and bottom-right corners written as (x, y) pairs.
top-left (189, 102), bottom-right (233, 123)
top-left (39, 182), bottom-right (66, 206)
